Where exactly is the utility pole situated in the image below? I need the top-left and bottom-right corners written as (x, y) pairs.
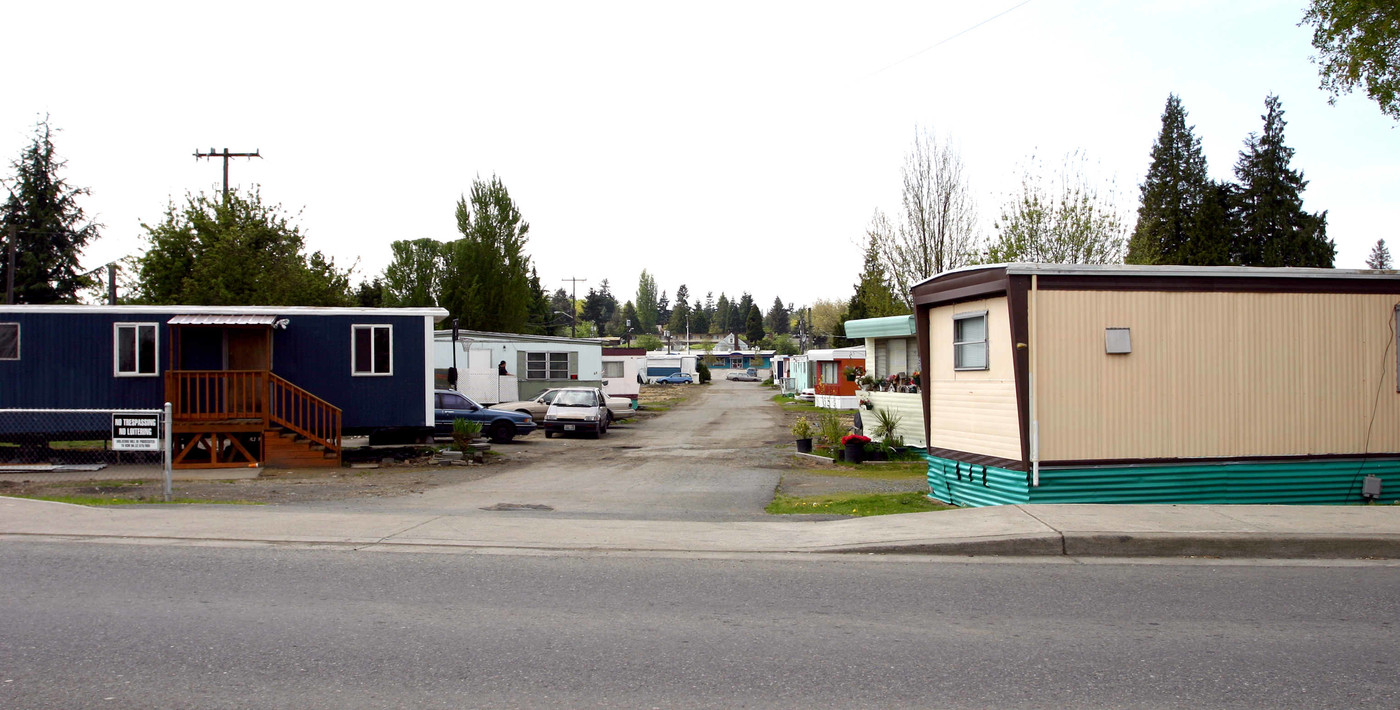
top-left (561, 276), bottom-right (587, 338)
top-left (194, 148), bottom-right (262, 202)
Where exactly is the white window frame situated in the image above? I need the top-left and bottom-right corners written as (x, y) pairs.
top-left (602, 361), bottom-right (625, 378)
top-left (352, 324), bottom-right (393, 376)
top-left (0, 323), bottom-right (17, 361)
top-left (526, 351), bottom-right (570, 380)
top-left (953, 311), bottom-right (989, 371)
top-left (114, 322), bottom-right (159, 377)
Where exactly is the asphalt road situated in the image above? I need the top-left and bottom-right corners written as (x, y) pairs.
top-left (2, 541), bottom-right (1396, 709)
top-left (343, 378), bottom-right (793, 520)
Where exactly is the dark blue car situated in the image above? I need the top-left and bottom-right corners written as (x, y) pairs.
top-left (434, 389), bottom-right (537, 443)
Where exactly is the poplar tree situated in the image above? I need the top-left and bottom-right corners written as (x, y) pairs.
top-left (1, 117), bottom-right (100, 303)
top-left (439, 175), bottom-right (535, 332)
top-left (635, 270), bottom-right (658, 332)
top-left (1126, 95), bottom-right (1232, 265)
top-left (1231, 95), bottom-right (1334, 267)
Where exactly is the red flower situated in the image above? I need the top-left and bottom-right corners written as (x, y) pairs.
top-left (841, 434), bottom-right (871, 445)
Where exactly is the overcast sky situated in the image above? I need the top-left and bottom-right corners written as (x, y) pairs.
top-left (6, 1), bottom-right (1397, 309)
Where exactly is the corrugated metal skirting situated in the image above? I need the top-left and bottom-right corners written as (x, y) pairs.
top-left (925, 453), bottom-right (1400, 507)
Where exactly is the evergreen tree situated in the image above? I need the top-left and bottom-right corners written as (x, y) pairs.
top-left (1231, 95), bottom-right (1334, 267)
top-left (657, 290), bottom-right (671, 328)
top-left (744, 304), bottom-right (764, 345)
top-left (765, 297), bottom-right (791, 335)
top-left (852, 233), bottom-right (907, 317)
top-left (730, 292), bottom-right (753, 334)
top-left (635, 270), bottom-right (658, 332)
top-left (549, 288), bottom-right (572, 335)
top-left (439, 175), bottom-right (535, 332)
top-left (712, 293), bottom-right (730, 335)
top-left (135, 189), bottom-right (350, 306)
top-left (690, 297), bottom-right (710, 334)
top-left (666, 284), bottom-right (691, 335)
top-left (1, 117), bottom-right (100, 303)
top-left (1126, 95), bottom-right (1233, 266)
top-left (525, 267), bottom-right (553, 334)
top-left (620, 301), bottom-right (639, 342)
top-left (1367, 238), bottom-right (1393, 269)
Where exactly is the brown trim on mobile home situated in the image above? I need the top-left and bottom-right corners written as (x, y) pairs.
top-left (926, 447), bottom-right (1026, 471)
top-left (1007, 275), bottom-right (1031, 467)
top-left (1031, 274), bottom-right (1400, 295)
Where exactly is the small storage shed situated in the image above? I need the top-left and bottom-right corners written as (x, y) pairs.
top-left (913, 264), bottom-right (1400, 506)
top-left (0, 304), bottom-right (447, 468)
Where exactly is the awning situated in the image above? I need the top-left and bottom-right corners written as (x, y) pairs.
top-left (167, 314), bottom-right (279, 326)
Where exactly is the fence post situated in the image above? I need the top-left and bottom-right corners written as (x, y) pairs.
top-left (163, 402), bottom-right (173, 502)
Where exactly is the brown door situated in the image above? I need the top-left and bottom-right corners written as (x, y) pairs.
top-left (226, 328), bottom-right (271, 416)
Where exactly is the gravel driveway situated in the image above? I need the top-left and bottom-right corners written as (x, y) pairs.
top-left (335, 378), bottom-right (795, 521)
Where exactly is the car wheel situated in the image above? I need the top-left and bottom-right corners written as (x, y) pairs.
top-left (489, 421), bottom-right (515, 444)
top-left (545, 430), bottom-right (554, 439)
top-left (592, 421), bottom-right (603, 439)
top-left (606, 411), bottom-right (615, 425)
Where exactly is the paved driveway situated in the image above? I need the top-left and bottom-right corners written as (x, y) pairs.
top-left (352, 377), bottom-right (792, 521)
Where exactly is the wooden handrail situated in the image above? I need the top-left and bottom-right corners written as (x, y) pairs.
top-left (267, 372), bottom-right (342, 457)
top-left (165, 370), bottom-right (267, 422)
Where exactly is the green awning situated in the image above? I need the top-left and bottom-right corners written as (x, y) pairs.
top-left (843, 315), bottom-right (915, 339)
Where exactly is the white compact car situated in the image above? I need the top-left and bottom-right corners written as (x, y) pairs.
top-left (542, 387), bottom-right (609, 438)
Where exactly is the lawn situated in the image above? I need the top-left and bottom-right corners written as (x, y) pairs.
top-left (767, 491), bottom-right (952, 517)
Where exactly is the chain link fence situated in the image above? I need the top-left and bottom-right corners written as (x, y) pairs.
top-left (0, 406), bottom-right (172, 502)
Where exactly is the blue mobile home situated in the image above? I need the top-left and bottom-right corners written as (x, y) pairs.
top-left (0, 304), bottom-right (447, 468)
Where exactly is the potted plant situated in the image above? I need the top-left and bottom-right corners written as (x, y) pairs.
top-left (791, 416), bottom-right (815, 454)
top-left (817, 410), bottom-right (846, 460)
top-left (841, 433), bottom-right (870, 464)
top-left (842, 365), bottom-right (865, 382)
top-left (451, 417), bottom-right (483, 451)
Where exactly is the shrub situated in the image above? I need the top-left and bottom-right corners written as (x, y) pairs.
top-left (791, 416), bottom-right (814, 439)
top-left (696, 361), bottom-right (711, 383)
top-left (816, 410), bottom-right (846, 448)
top-left (871, 407), bottom-right (903, 441)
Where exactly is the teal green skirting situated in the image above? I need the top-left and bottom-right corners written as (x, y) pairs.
top-left (925, 453), bottom-right (1400, 507)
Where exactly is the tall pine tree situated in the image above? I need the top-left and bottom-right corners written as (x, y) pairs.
top-left (1366, 238), bottom-right (1393, 269)
top-left (1126, 95), bottom-right (1232, 265)
top-left (1, 117), bottom-right (100, 303)
top-left (1231, 95), bottom-right (1334, 267)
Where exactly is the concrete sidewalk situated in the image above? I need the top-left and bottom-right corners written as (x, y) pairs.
top-left (2, 496), bottom-right (1398, 558)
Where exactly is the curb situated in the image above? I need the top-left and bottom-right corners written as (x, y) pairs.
top-left (828, 533), bottom-right (1400, 559)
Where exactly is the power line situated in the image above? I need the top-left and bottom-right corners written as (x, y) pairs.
top-left (194, 147), bottom-right (262, 202)
top-left (865, 0), bottom-right (1036, 79)
top-left (561, 276), bottom-right (587, 338)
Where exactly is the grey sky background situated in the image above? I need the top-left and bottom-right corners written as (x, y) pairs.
top-left (5, 1), bottom-right (1396, 307)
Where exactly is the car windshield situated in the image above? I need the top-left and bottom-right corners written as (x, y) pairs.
top-left (554, 390), bottom-right (595, 407)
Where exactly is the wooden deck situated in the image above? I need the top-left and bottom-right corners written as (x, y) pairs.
top-left (165, 370), bottom-right (342, 469)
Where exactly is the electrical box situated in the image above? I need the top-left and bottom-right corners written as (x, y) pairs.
top-left (1105, 327), bottom-right (1132, 355)
top-left (1362, 475), bottom-right (1383, 500)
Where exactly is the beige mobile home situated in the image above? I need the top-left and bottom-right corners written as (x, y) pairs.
top-left (913, 264), bottom-right (1400, 507)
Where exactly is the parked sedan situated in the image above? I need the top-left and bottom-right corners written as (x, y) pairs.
top-left (726, 370), bottom-right (761, 382)
top-left (654, 373), bottom-right (693, 384)
top-left (434, 389), bottom-right (537, 443)
top-left (542, 387), bottom-right (609, 438)
top-left (492, 387), bottom-right (633, 424)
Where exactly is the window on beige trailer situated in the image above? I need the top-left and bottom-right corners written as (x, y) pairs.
top-left (953, 312), bottom-right (988, 370)
top-left (602, 361), bottom-right (625, 378)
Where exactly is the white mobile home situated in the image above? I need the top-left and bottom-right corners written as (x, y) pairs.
top-left (434, 330), bottom-right (603, 405)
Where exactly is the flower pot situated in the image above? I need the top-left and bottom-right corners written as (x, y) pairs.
top-left (795, 437), bottom-right (813, 454)
top-left (843, 441), bottom-right (865, 464)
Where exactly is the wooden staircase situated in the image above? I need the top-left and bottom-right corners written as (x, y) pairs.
top-left (166, 369), bottom-right (342, 469)
top-left (263, 427), bottom-right (340, 467)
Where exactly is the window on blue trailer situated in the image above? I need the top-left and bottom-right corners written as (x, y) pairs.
top-left (0, 323), bottom-right (17, 360)
top-left (953, 312), bottom-right (988, 371)
top-left (352, 324), bottom-right (393, 375)
top-left (114, 323), bottom-right (158, 376)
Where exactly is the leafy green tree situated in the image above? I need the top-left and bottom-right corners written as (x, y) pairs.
top-left (439, 175), bottom-right (534, 332)
top-left (1126, 95), bottom-right (1233, 266)
top-left (635, 269), bottom-right (658, 333)
top-left (135, 189), bottom-right (350, 306)
top-left (1230, 95), bottom-right (1334, 267)
top-left (770, 333), bottom-right (800, 355)
top-left (1, 117), bottom-right (100, 303)
top-left (635, 333), bottom-right (662, 350)
top-left (985, 151), bottom-right (1128, 265)
top-left (744, 304), bottom-right (764, 345)
top-left (619, 300), bottom-right (639, 341)
top-left (1367, 238), bottom-right (1393, 268)
top-left (549, 288), bottom-right (572, 335)
top-left (354, 277), bottom-right (384, 307)
top-left (382, 238), bottom-right (443, 307)
top-left (1302, 1), bottom-right (1400, 120)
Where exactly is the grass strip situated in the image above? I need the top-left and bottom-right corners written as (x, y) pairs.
top-left (767, 491), bottom-right (952, 517)
top-left (5, 494), bottom-right (264, 506)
